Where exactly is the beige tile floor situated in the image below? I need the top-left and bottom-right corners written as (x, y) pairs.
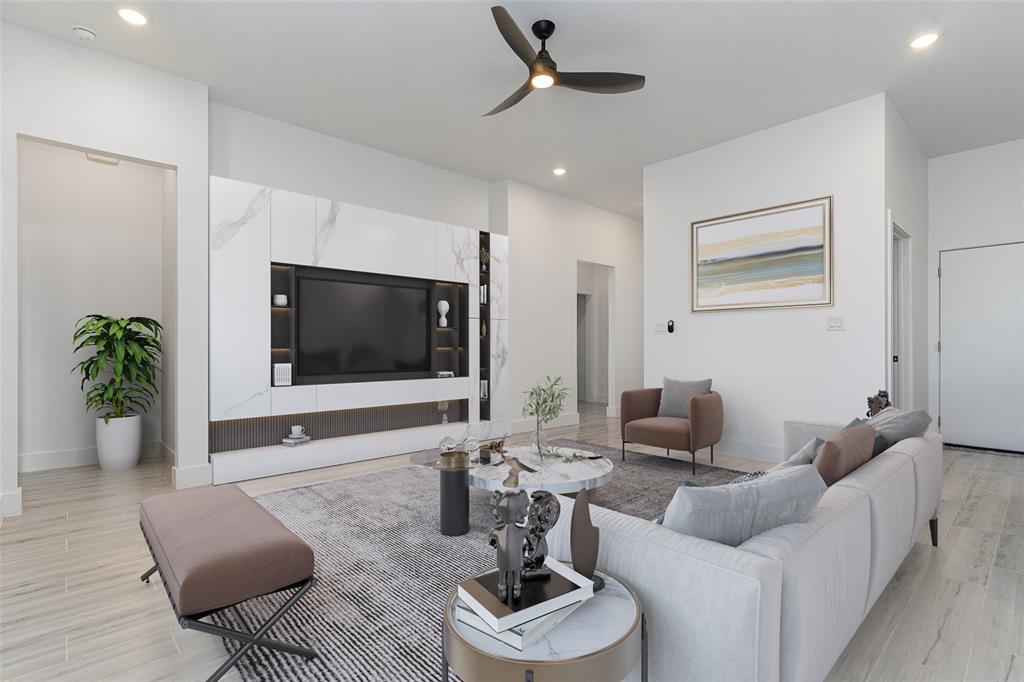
top-left (0, 403), bottom-right (1020, 681)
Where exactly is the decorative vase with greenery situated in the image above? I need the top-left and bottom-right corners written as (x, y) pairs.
top-left (523, 376), bottom-right (569, 461)
top-left (73, 315), bottom-right (162, 471)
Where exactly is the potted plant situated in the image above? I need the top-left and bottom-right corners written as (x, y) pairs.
top-left (73, 315), bottom-right (162, 471)
top-left (523, 376), bottom-right (569, 460)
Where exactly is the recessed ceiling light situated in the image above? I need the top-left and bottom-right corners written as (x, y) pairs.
top-left (118, 7), bottom-right (149, 26)
top-left (909, 32), bottom-right (939, 49)
top-left (552, 168), bottom-right (566, 176)
top-left (70, 25), bottom-right (97, 42)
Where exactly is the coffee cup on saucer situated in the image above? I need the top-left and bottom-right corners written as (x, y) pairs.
top-left (290, 425), bottom-right (305, 439)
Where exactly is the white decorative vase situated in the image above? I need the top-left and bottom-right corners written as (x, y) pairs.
top-left (96, 415), bottom-right (142, 471)
top-left (437, 300), bottom-right (450, 328)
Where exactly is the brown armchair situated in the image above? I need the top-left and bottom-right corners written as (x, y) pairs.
top-left (620, 388), bottom-right (724, 475)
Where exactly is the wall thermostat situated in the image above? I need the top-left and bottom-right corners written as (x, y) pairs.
top-left (667, 320), bottom-right (675, 333)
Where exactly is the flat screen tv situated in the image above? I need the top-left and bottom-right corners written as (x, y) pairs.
top-left (295, 270), bottom-right (432, 382)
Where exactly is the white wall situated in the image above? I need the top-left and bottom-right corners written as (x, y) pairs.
top-left (160, 172), bottom-right (178, 463)
top-left (577, 262), bottom-right (611, 403)
top-left (506, 181), bottom-right (643, 429)
top-left (927, 139), bottom-right (1024, 423)
top-left (209, 103), bottom-right (490, 230)
top-left (2, 23), bottom-right (210, 513)
top-left (884, 99), bottom-right (929, 410)
top-left (644, 94), bottom-right (887, 460)
top-left (17, 140), bottom-right (169, 472)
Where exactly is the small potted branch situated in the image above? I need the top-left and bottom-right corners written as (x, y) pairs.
top-left (523, 376), bottom-right (569, 461)
top-left (73, 315), bottom-right (162, 471)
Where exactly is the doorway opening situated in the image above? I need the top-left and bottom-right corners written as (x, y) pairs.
top-left (16, 136), bottom-right (179, 491)
top-left (576, 261), bottom-right (614, 420)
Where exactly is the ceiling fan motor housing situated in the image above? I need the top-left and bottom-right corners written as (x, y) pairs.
top-left (531, 19), bottom-right (556, 42)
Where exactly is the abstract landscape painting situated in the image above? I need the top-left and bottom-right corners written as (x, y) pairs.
top-left (691, 196), bottom-right (833, 311)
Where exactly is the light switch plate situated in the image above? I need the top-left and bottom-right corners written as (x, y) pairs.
top-left (654, 323), bottom-right (667, 335)
top-left (826, 316), bottom-right (846, 332)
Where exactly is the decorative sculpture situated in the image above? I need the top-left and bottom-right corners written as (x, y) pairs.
top-left (866, 390), bottom-right (891, 417)
top-left (501, 456), bottom-right (537, 489)
top-left (488, 490), bottom-right (530, 602)
top-left (570, 489), bottom-right (603, 591)
top-left (437, 300), bottom-right (450, 328)
top-left (522, 491), bottom-right (560, 579)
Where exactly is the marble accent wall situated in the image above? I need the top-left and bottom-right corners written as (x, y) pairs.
top-left (488, 234), bottom-right (510, 421)
top-left (436, 223), bottom-right (477, 285)
top-left (209, 177), bottom-right (271, 420)
top-left (489, 233), bottom-right (509, 319)
top-left (270, 189), bottom-right (315, 265)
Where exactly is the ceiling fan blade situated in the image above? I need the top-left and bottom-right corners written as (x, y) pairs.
top-left (483, 79), bottom-right (533, 116)
top-left (556, 71), bottom-right (646, 94)
top-left (491, 6), bottom-right (537, 67)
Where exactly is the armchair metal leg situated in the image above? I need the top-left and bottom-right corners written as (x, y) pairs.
top-left (141, 564), bottom-right (158, 583)
top-left (690, 451), bottom-right (696, 476)
top-left (622, 441), bottom-right (627, 461)
top-left (930, 517), bottom-right (939, 547)
top-left (710, 445), bottom-right (714, 464)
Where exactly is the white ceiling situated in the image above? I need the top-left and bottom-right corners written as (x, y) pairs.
top-left (4, 1), bottom-right (1021, 219)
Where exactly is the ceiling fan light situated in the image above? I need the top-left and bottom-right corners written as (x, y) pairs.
top-left (531, 73), bottom-right (554, 89)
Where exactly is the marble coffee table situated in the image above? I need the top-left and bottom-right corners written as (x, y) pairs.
top-left (442, 570), bottom-right (647, 682)
top-left (468, 445), bottom-right (614, 494)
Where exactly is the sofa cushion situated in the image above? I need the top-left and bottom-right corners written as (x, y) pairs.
top-left (662, 465), bottom-right (826, 546)
top-left (624, 416), bottom-right (690, 450)
top-left (867, 407), bottom-right (932, 450)
top-left (834, 451), bottom-right (917, 610)
top-left (657, 378), bottom-right (712, 419)
top-left (815, 423), bottom-right (876, 485)
top-left (740, 485), bottom-right (872, 682)
top-left (140, 484), bottom-right (314, 617)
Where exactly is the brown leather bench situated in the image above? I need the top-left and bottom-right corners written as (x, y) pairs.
top-left (139, 484), bottom-right (317, 682)
top-left (620, 388), bottom-right (724, 475)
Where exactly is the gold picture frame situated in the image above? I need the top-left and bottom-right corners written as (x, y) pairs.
top-left (691, 196), bottom-right (834, 312)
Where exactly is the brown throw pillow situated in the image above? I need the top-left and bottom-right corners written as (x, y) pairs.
top-left (815, 423), bottom-right (876, 486)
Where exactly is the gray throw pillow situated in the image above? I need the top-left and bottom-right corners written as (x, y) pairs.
top-left (657, 378), bottom-right (712, 419)
top-left (661, 465), bottom-right (826, 546)
top-left (775, 437), bottom-right (826, 470)
top-left (867, 407), bottom-right (932, 449)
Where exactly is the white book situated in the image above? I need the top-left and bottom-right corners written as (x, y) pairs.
top-left (455, 598), bottom-right (583, 651)
top-left (456, 557), bottom-right (593, 633)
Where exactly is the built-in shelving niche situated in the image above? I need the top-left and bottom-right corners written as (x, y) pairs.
top-left (434, 281), bottom-right (469, 379)
top-left (479, 232), bottom-right (491, 421)
top-left (270, 263), bottom-right (296, 382)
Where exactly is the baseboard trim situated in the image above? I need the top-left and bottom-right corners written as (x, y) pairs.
top-left (159, 441), bottom-right (176, 465)
top-left (717, 437), bottom-right (783, 462)
top-left (606, 404), bottom-right (620, 418)
top-left (510, 412), bottom-right (581, 435)
top-left (173, 462), bottom-right (212, 489)
top-left (19, 440), bottom-right (162, 473)
top-left (1, 488), bottom-right (23, 518)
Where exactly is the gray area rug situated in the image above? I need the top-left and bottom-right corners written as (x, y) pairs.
top-left (213, 441), bottom-right (742, 681)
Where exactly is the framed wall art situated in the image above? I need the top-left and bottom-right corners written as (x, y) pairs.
top-left (691, 196), bottom-right (833, 312)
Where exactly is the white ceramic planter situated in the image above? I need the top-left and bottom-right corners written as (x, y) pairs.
top-left (95, 414), bottom-right (142, 471)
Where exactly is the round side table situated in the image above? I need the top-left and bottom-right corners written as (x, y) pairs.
top-left (442, 570), bottom-right (647, 682)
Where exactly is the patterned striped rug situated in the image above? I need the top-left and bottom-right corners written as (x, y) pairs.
top-left (212, 441), bottom-right (743, 680)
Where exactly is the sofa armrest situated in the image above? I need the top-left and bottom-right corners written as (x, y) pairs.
top-left (782, 420), bottom-right (845, 458)
top-left (548, 497), bottom-right (781, 682)
top-left (690, 391), bottom-right (724, 451)
top-left (620, 388), bottom-right (662, 439)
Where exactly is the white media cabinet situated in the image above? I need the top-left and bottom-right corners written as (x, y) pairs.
top-left (208, 176), bottom-right (509, 483)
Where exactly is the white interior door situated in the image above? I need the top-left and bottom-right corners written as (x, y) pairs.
top-left (940, 242), bottom-right (1024, 452)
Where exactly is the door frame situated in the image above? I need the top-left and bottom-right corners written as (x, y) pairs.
top-left (884, 211), bottom-right (912, 408)
top-left (938, 240), bottom-right (1024, 445)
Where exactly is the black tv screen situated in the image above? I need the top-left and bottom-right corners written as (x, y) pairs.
top-left (296, 276), bottom-right (430, 378)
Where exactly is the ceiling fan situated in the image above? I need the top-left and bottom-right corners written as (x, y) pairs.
top-left (485, 5), bottom-right (646, 116)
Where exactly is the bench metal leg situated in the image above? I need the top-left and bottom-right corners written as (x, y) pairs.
top-left (930, 517), bottom-right (939, 547)
top-left (140, 564), bottom-right (158, 583)
top-left (198, 576), bottom-right (318, 682)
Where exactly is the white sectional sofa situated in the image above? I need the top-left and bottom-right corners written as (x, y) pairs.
top-left (547, 424), bottom-right (943, 682)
